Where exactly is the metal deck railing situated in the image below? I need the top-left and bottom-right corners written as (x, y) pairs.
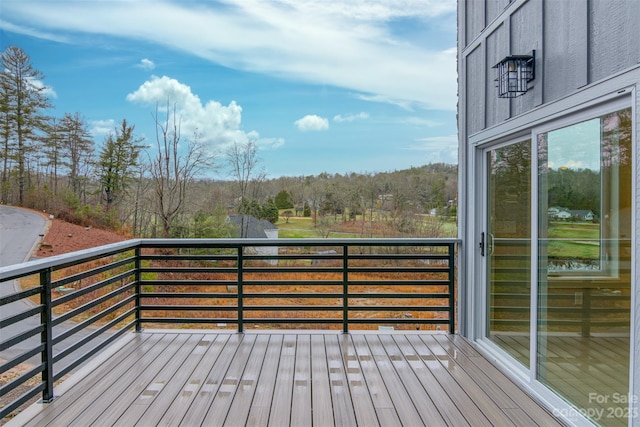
top-left (0, 238), bottom-right (457, 419)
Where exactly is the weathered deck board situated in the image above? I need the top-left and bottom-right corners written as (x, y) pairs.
top-left (11, 331), bottom-right (564, 427)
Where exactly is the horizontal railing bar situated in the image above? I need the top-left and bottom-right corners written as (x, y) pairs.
top-left (0, 305), bottom-right (43, 329)
top-left (348, 306), bottom-right (450, 312)
top-left (140, 292), bottom-right (237, 299)
top-left (0, 324), bottom-right (45, 352)
top-left (54, 321), bottom-right (136, 382)
top-left (243, 318), bottom-right (343, 324)
top-left (348, 318), bottom-right (451, 324)
top-left (0, 364), bottom-right (45, 399)
top-left (0, 381), bottom-right (46, 419)
top-left (345, 281), bottom-right (451, 287)
top-left (0, 286), bottom-right (41, 307)
top-left (139, 254), bottom-right (237, 261)
top-left (140, 267), bottom-right (239, 274)
top-left (54, 297), bottom-right (136, 344)
top-left (349, 293), bottom-right (451, 299)
top-left (0, 240), bottom-right (141, 281)
top-left (52, 270), bottom-right (135, 308)
top-left (140, 305), bottom-right (238, 311)
top-left (53, 310), bottom-right (136, 365)
top-left (242, 293), bottom-right (343, 299)
top-left (53, 257), bottom-right (136, 287)
top-left (347, 267), bottom-right (449, 273)
top-left (243, 267), bottom-right (343, 273)
top-left (141, 318), bottom-right (240, 324)
top-left (242, 306), bottom-right (342, 312)
top-left (140, 280), bottom-right (239, 287)
top-left (0, 345), bottom-right (45, 376)
top-left (53, 284), bottom-right (135, 325)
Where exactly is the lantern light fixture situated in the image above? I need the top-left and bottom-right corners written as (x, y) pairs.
top-left (493, 50), bottom-right (535, 98)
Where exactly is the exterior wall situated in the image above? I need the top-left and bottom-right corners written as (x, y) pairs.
top-left (458, 0), bottom-right (639, 424)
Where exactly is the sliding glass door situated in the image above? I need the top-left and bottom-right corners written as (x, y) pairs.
top-left (485, 140), bottom-right (532, 367)
top-left (483, 105), bottom-right (632, 426)
top-left (536, 107), bottom-right (632, 425)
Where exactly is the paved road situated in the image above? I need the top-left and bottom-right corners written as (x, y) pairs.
top-left (0, 206), bottom-right (49, 360)
top-left (0, 205), bottom-right (47, 268)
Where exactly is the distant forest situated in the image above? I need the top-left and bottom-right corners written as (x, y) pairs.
top-left (1, 46), bottom-right (457, 238)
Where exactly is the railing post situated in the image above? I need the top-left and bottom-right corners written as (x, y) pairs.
top-left (40, 268), bottom-right (54, 402)
top-left (135, 247), bottom-right (142, 332)
top-left (448, 243), bottom-right (456, 334)
top-left (237, 246), bottom-right (244, 334)
top-left (342, 245), bottom-right (349, 334)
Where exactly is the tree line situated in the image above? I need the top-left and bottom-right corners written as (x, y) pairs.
top-left (1, 46), bottom-right (457, 238)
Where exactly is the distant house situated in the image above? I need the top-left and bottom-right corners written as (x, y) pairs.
top-left (548, 207), bottom-right (572, 220)
top-left (569, 210), bottom-right (595, 221)
top-left (227, 215), bottom-right (278, 264)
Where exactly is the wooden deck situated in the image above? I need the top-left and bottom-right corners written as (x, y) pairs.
top-left (10, 331), bottom-right (564, 427)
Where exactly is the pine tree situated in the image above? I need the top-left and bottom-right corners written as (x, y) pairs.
top-left (0, 46), bottom-right (52, 205)
top-left (97, 119), bottom-right (144, 209)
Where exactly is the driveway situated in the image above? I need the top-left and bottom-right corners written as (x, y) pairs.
top-left (0, 205), bottom-right (47, 268)
top-left (1, 206), bottom-right (49, 360)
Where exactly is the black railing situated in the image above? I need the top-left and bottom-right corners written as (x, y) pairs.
top-left (0, 238), bottom-right (457, 419)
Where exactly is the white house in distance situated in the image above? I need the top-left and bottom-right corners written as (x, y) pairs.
top-left (457, 1), bottom-right (638, 426)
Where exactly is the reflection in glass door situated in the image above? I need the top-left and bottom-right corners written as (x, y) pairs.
top-left (536, 108), bottom-right (631, 425)
top-left (486, 140), bottom-right (531, 367)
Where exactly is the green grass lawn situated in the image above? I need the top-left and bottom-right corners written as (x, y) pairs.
top-left (547, 221), bottom-right (600, 259)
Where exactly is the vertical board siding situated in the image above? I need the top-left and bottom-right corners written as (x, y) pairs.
top-left (543, 0), bottom-right (588, 102)
top-left (589, 0), bottom-right (640, 83)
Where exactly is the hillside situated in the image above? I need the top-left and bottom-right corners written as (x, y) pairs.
top-left (36, 219), bottom-right (128, 258)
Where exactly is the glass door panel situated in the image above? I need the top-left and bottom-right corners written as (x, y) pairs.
top-left (486, 140), bottom-right (532, 367)
top-left (537, 108), bottom-right (631, 425)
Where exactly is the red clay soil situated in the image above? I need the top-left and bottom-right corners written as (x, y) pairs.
top-left (36, 219), bottom-right (128, 258)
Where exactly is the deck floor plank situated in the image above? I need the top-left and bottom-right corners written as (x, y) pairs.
top-left (404, 334), bottom-right (496, 427)
top-left (244, 335), bottom-right (283, 427)
top-left (366, 334), bottom-right (442, 427)
top-left (130, 333), bottom-right (219, 427)
top-left (290, 334), bottom-right (312, 427)
top-left (20, 333), bottom-right (153, 427)
top-left (324, 335), bottom-right (359, 426)
top-left (310, 334), bottom-right (335, 427)
top-left (76, 334), bottom-right (191, 426)
top-left (202, 334), bottom-right (257, 426)
top-left (222, 334), bottom-right (270, 427)
top-left (152, 334), bottom-right (230, 427)
top-left (419, 334), bottom-right (519, 426)
top-left (336, 334), bottom-right (379, 427)
top-left (442, 334), bottom-right (564, 426)
top-left (378, 334), bottom-right (448, 426)
top-left (391, 335), bottom-right (471, 427)
top-left (266, 334), bottom-right (296, 426)
top-left (113, 333), bottom-right (205, 426)
top-left (10, 331), bottom-right (566, 427)
top-left (173, 334), bottom-right (243, 426)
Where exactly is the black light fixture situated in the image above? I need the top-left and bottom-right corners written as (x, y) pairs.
top-left (494, 50), bottom-right (535, 98)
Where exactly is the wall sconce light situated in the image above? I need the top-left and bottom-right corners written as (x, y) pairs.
top-left (493, 50), bottom-right (535, 98)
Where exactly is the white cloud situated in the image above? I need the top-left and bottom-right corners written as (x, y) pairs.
top-left (397, 117), bottom-right (442, 127)
top-left (136, 58), bottom-right (155, 70)
top-left (90, 119), bottom-right (116, 136)
top-left (0, 0), bottom-right (457, 111)
top-left (333, 112), bottom-right (369, 123)
top-left (407, 134), bottom-right (458, 164)
top-left (295, 115), bottom-right (329, 132)
top-left (27, 77), bottom-right (57, 98)
top-left (127, 75), bottom-right (275, 150)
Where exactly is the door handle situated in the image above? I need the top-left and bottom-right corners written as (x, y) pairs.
top-left (480, 232), bottom-right (485, 256)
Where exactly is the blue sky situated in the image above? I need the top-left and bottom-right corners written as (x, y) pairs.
top-left (0, 0), bottom-right (457, 178)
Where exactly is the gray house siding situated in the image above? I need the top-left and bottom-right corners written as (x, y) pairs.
top-left (458, 0), bottom-right (639, 425)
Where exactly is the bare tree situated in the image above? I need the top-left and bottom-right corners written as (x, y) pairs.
top-left (226, 139), bottom-right (266, 237)
top-left (149, 102), bottom-right (211, 237)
